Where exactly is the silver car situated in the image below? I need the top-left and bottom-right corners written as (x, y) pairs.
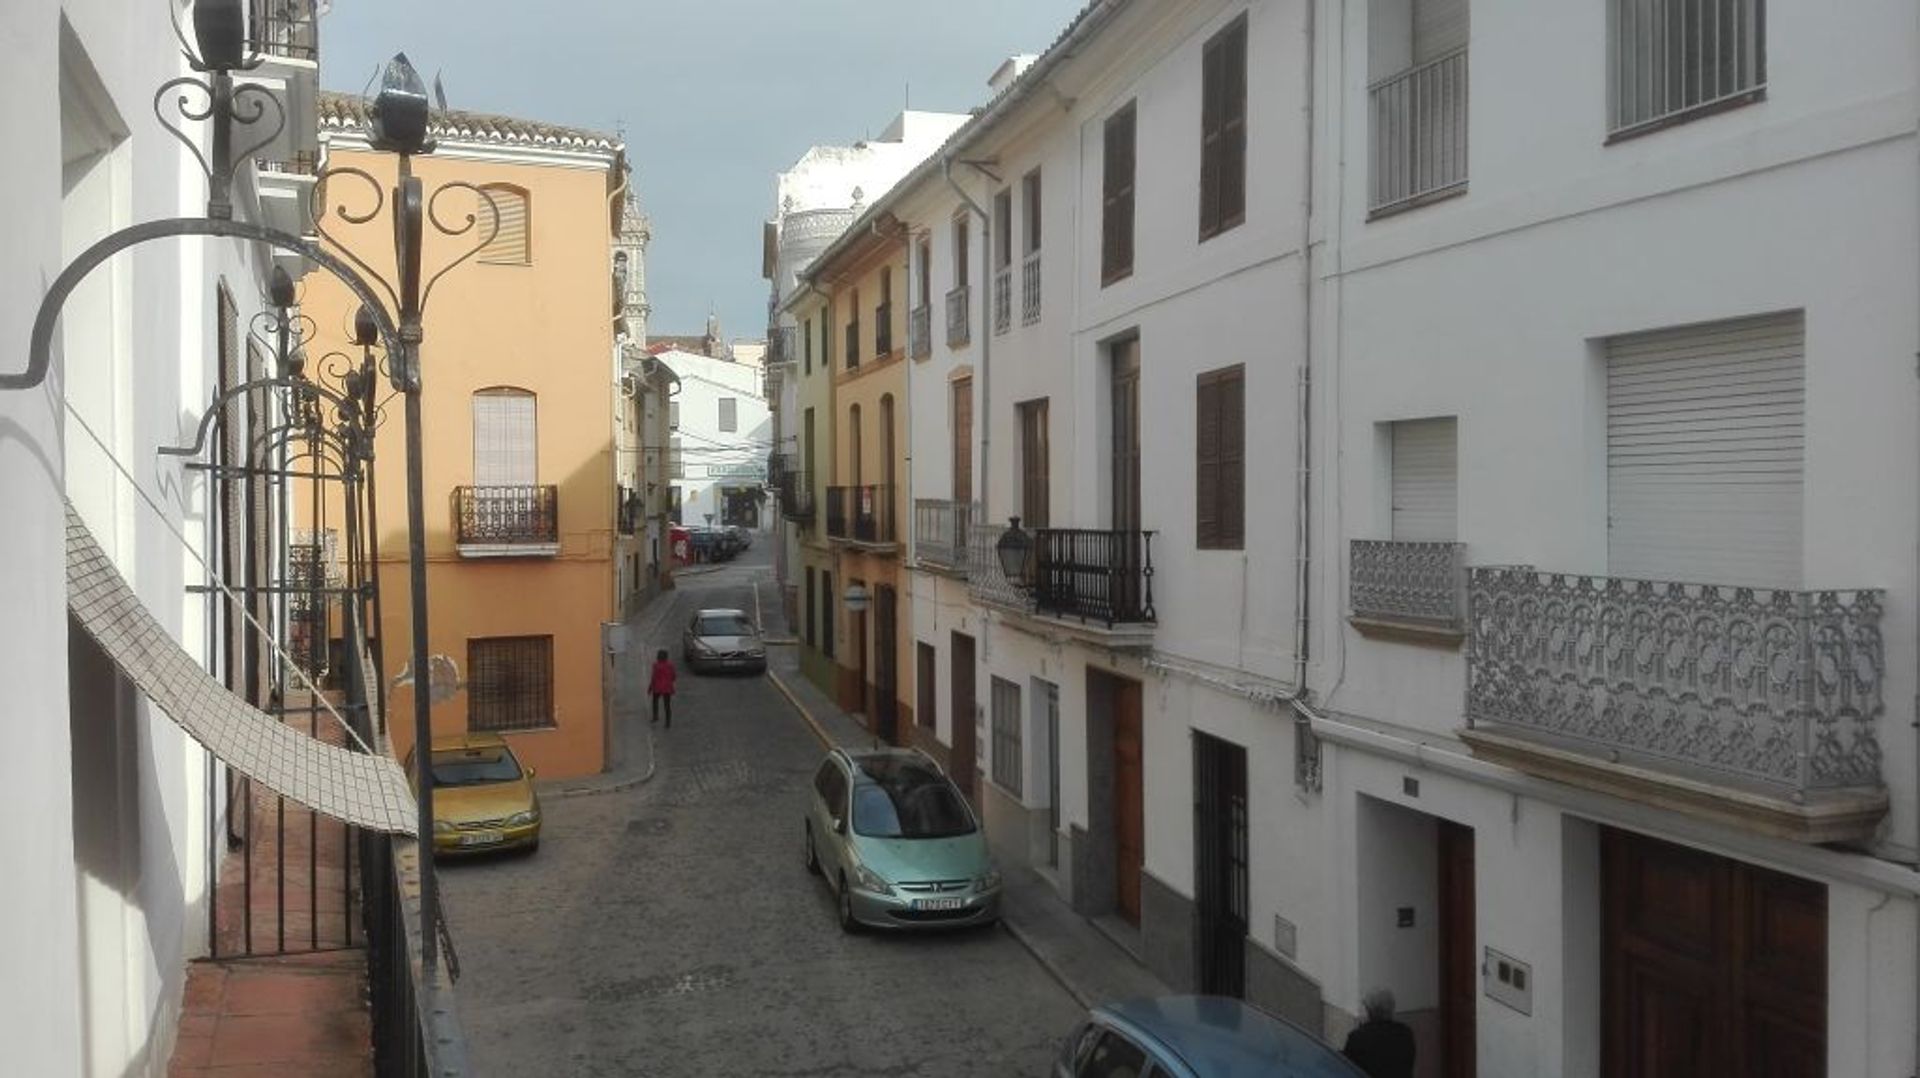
top-left (680, 608), bottom-right (767, 674)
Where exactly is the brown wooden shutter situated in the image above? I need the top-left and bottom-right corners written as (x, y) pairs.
top-left (1021, 399), bottom-right (1050, 528)
top-left (1200, 29), bottom-right (1224, 236)
top-left (952, 378), bottom-right (973, 504)
top-left (1196, 365), bottom-right (1244, 549)
top-left (1196, 377), bottom-right (1221, 547)
top-left (1103, 103), bottom-right (1136, 283)
top-left (1201, 17), bottom-right (1248, 239)
top-left (1220, 367), bottom-right (1244, 546)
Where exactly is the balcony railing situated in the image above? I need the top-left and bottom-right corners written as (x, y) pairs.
top-left (1369, 47), bottom-right (1468, 214)
top-left (1465, 567), bottom-right (1885, 797)
top-left (844, 321), bottom-right (860, 368)
top-left (946, 285), bottom-right (971, 348)
top-left (249, 0), bottom-right (319, 61)
top-left (617, 485), bottom-right (642, 535)
top-left (1021, 251), bottom-right (1042, 325)
top-left (776, 466), bottom-right (815, 524)
top-left (909, 304), bottom-right (931, 359)
top-left (453, 486), bottom-right (559, 549)
top-left (874, 302), bottom-right (893, 356)
top-left (1034, 529), bottom-right (1156, 626)
top-left (826, 485), bottom-right (896, 544)
top-left (915, 499), bottom-right (976, 570)
top-left (769, 326), bottom-right (796, 365)
top-left (967, 522), bottom-right (1032, 611)
top-left (1350, 539), bottom-right (1467, 632)
top-left (992, 266), bottom-right (1012, 336)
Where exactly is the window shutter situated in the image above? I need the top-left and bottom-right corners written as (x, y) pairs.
top-left (478, 186), bottom-right (530, 265)
top-left (1103, 104), bottom-right (1136, 282)
top-left (473, 390), bottom-right (537, 486)
top-left (1196, 377), bottom-right (1221, 547)
top-left (1196, 366), bottom-right (1245, 549)
top-left (1220, 369), bottom-right (1244, 546)
top-left (1220, 20), bottom-right (1248, 228)
top-left (1021, 400), bottom-right (1050, 528)
top-left (952, 379), bottom-right (973, 504)
top-left (1390, 417), bottom-right (1458, 541)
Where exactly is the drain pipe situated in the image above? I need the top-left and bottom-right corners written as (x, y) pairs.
top-left (943, 155), bottom-right (992, 517)
top-left (1290, 0), bottom-right (1318, 699)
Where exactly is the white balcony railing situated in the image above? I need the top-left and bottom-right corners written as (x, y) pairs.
top-left (1368, 47), bottom-right (1468, 214)
top-left (1350, 539), bottom-right (1466, 631)
top-left (992, 266), bottom-right (1012, 336)
top-left (1021, 251), bottom-right (1041, 325)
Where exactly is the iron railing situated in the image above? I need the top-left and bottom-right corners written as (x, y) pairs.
top-left (1465, 567), bottom-right (1885, 795)
top-left (769, 326), bottom-right (796, 365)
top-left (915, 499), bottom-right (976, 569)
top-left (453, 485), bottom-right (558, 546)
top-left (1608, 0), bottom-right (1765, 137)
top-left (946, 285), bottom-right (971, 348)
top-left (1350, 539), bottom-right (1467, 630)
top-left (617, 485), bottom-right (643, 535)
top-left (249, 0), bottom-right (319, 61)
top-left (1369, 47), bottom-right (1468, 214)
top-left (776, 463), bottom-right (815, 523)
top-left (968, 522), bottom-right (1033, 610)
top-left (826, 485), bottom-right (896, 544)
top-left (1021, 251), bottom-right (1042, 325)
top-left (992, 266), bottom-right (1012, 336)
top-left (1034, 528), bottom-right (1157, 626)
top-left (909, 304), bottom-right (931, 358)
top-left (844, 320), bottom-right (861, 368)
top-left (361, 830), bottom-right (469, 1077)
top-left (874, 303), bottom-right (893, 356)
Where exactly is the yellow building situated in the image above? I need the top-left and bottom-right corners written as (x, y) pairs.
top-left (799, 221), bottom-right (913, 741)
top-left (303, 93), bottom-right (626, 778)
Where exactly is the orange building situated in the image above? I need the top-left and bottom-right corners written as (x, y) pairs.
top-left (302, 93), bottom-right (627, 778)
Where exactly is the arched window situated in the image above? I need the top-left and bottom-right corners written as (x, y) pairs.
top-left (476, 184), bottom-right (531, 265)
top-left (473, 387), bottom-right (536, 485)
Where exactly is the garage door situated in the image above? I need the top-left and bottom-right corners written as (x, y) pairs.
top-left (1606, 312), bottom-right (1803, 586)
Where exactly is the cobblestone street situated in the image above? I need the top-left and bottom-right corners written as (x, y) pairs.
top-left (438, 547), bottom-right (1083, 1077)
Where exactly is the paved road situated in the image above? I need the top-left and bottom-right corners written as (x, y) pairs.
top-left (441, 545), bottom-right (1083, 1077)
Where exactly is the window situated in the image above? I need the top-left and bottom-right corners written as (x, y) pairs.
top-left (1200, 15), bottom-right (1248, 239)
top-left (848, 403), bottom-right (863, 488)
top-left (1022, 169), bottom-right (1042, 254)
top-left (851, 761), bottom-right (974, 838)
top-left (467, 636), bottom-right (554, 731)
top-left (1609, 0), bottom-right (1765, 137)
top-left (1019, 398), bottom-right (1050, 528)
top-left (990, 676), bottom-right (1023, 798)
top-left (994, 189), bottom-right (1013, 269)
top-left (820, 305), bottom-right (831, 369)
top-left (476, 184), bottom-right (531, 265)
top-left (1101, 103), bottom-right (1137, 285)
top-left (952, 378), bottom-right (973, 504)
top-left (1081, 1030), bottom-right (1150, 1078)
top-left (1389, 416), bottom-right (1457, 542)
top-left (719, 397), bottom-right (738, 433)
top-left (803, 316), bottom-right (813, 375)
top-left (669, 435), bottom-right (684, 478)
top-left (845, 288), bottom-right (860, 368)
top-left (876, 268), bottom-right (893, 355)
top-left (916, 238), bottom-right (932, 305)
top-left (1368, 0), bottom-right (1470, 213)
top-left (472, 387), bottom-right (536, 486)
top-left (916, 642), bottom-right (936, 729)
top-left (1195, 365), bottom-right (1244, 549)
top-left (805, 566), bottom-right (816, 647)
top-left (952, 213), bottom-right (970, 287)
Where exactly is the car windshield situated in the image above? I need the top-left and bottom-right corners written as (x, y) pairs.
top-left (850, 763), bottom-right (975, 838)
top-left (429, 748), bottom-right (522, 787)
top-left (695, 614), bottom-right (754, 637)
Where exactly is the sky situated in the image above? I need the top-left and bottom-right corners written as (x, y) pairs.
top-left (319, 0), bottom-right (1087, 344)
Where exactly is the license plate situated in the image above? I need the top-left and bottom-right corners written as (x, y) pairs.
top-left (914, 898), bottom-right (965, 912)
top-left (457, 833), bottom-right (502, 847)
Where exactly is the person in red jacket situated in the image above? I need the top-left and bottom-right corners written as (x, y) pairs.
top-left (649, 649), bottom-right (677, 728)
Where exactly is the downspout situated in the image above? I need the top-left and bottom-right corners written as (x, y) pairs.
top-left (943, 155), bottom-right (991, 518)
top-left (1291, 0), bottom-right (1318, 700)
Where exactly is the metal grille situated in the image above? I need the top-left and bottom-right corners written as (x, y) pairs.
top-left (914, 499), bottom-right (975, 569)
top-left (454, 485), bottom-right (559, 545)
top-left (1369, 47), bottom-right (1469, 213)
top-left (1033, 529), bottom-right (1157, 626)
top-left (1021, 252), bottom-right (1042, 325)
top-left (1609, 0), bottom-right (1765, 136)
top-left (945, 285), bottom-right (971, 347)
top-left (467, 636), bottom-right (555, 732)
top-left (992, 266), bottom-right (1012, 336)
top-left (990, 677), bottom-right (1023, 798)
top-left (1350, 539), bottom-right (1467, 630)
top-left (287, 528), bottom-right (340, 680)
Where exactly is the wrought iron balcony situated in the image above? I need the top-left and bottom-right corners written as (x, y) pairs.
top-left (915, 499), bottom-right (976, 570)
top-left (1463, 567), bottom-right (1886, 839)
top-left (874, 302), bottom-right (893, 356)
top-left (617, 484), bottom-right (642, 535)
top-left (1369, 46), bottom-right (1468, 215)
top-left (774, 460), bottom-right (814, 523)
top-left (249, 0), bottom-right (319, 61)
top-left (992, 266), bottom-right (1012, 336)
top-left (968, 523), bottom-right (1156, 628)
top-left (1350, 539), bottom-right (1467, 635)
top-left (967, 522), bottom-right (1032, 611)
top-left (909, 304), bottom-right (931, 359)
top-left (453, 485), bottom-right (559, 553)
top-left (1021, 251), bottom-right (1042, 325)
top-left (826, 485), bottom-right (896, 545)
top-left (946, 285), bottom-right (971, 348)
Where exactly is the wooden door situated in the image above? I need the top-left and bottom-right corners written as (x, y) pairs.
top-left (1111, 341), bottom-right (1141, 532)
top-left (851, 607), bottom-right (868, 717)
top-left (950, 632), bottom-right (977, 801)
top-left (1437, 820), bottom-right (1477, 1078)
top-left (1113, 677), bottom-right (1144, 924)
top-left (1602, 828), bottom-right (1826, 1078)
top-left (874, 585), bottom-right (898, 743)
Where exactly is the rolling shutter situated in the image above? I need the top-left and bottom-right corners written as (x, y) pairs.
top-left (477, 186), bottom-right (529, 265)
top-left (1606, 312), bottom-right (1803, 586)
top-left (1414, 0), bottom-right (1470, 63)
top-left (1391, 417), bottom-right (1458, 541)
top-left (472, 389), bottom-right (537, 486)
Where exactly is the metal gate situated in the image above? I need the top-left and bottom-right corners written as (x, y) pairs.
top-left (1194, 731), bottom-right (1249, 997)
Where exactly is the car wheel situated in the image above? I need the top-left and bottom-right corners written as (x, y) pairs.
top-left (837, 873), bottom-right (861, 934)
top-left (804, 822), bottom-right (820, 875)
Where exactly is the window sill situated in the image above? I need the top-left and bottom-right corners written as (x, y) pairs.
top-left (1348, 614), bottom-right (1464, 648)
top-left (1366, 182), bottom-right (1468, 222)
top-left (1198, 215), bottom-right (1245, 243)
top-left (1101, 268), bottom-right (1133, 288)
top-left (1605, 87), bottom-right (1766, 145)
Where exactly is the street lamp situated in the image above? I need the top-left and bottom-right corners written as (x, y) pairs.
top-left (369, 52), bottom-right (434, 156)
top-left (190, 0), bottom-right (247, 72)
top-left (996, 516), bottom-right (1034, 589)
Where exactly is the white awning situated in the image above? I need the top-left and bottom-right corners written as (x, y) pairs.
top-left (65, 503), bottom-right (416, 833)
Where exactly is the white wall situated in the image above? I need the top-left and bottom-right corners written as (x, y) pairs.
top-left (661, 349), bottom-right (774, 528)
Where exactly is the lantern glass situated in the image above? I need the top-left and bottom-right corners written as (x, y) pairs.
top-left (191, 0), bottom-right (247, 71)
top-left (996, 516), bottom-right (1033, 588)
top-left (370, 53), bottom-right (432, 155)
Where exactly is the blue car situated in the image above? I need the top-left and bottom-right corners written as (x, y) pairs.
top-left (1055, 997), bottom-right (1363, 1078)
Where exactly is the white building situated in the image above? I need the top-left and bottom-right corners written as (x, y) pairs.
top-left (658, 347), bottom-right (774, 531)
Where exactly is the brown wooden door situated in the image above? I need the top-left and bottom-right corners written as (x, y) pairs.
top-left (851, 607), bottom-right (868, 717)
top-left (1437, 820), bottom-right (1477, 1078)
top-left (950, 632), bottom-right (977, 801)
top-left (1603, 828), bottom-right (1826, 1078)
top-left (1113, 677), bottom-right (1144, 924)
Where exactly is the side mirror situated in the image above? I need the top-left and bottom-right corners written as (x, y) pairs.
top-left (525, 766), bottom-right (537, 780)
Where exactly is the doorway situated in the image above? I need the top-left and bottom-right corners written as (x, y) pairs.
top-left (874, 584), bottom-right (898, 743)
top-left (1438, 820), bottom-right (1476, 1078)
top-left (950, 632), bottom-right (977, 802)
top-left (1195, 732), bottom-right (1249, 997)
top-left (1038, 679), bottom-right (1061, 868)
top-left (849, 579), bottom-right (868, 717)
top-left (1111, 675), bottom-right (1144, 925)
top-left (1356, 799), bottom-right (1477, 1078)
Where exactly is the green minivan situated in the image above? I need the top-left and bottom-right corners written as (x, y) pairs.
top-left (804, 748), bottom-right (1002, 932)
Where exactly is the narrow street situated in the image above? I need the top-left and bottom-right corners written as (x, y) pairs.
top-left (439, 544), bottom-right (1083, 1077)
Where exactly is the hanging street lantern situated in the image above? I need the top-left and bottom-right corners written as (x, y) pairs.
top-left (190, 0), bottom-right (247, 72)
top-left (996, 515), bottom-right (1034, 589)
top-left (369, 52), bottom-right (435, 156)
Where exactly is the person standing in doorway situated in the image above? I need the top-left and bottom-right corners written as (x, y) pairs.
top-left (649, 648), bottom-right (677, 728)
top-left (1342, 988), bottom-right (1415, 1078)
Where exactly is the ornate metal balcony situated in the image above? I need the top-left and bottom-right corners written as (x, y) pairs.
top-left (915, 499), bottom-right (975, 571)
top-left (946, 285), bottom-right (971, 348)
top-left (826, 485), bottom-right (896, 545)
top-left (1350, 539), bottom-right (1467, 636)
top-left (992, 266), bottom-right (1012, 336)
top-left (1463, 567), bottom-right (1887, 841)
top-left (909, 304), bottom-right (931, 359)
top-left (968, 523), bottom-right (1156, 629)
top-left (1021, 251), bottom-right (1042, 325)
top-left (454, 486), bottom-right (559, 554)
top-left (774, 458), bottom-right (814, 524)
top-left (967, 522), bottom-right (1032, 611)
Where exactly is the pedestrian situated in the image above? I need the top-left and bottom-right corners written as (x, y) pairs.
top-left (649, 648), bottom-right (677, 729)
top-left (1342, 988), bottom-right (1415, 1078)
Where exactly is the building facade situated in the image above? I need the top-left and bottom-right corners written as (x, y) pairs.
top-left (307, 94), bottom-right (627, 780)
top-left (657, 346), bottom-right (773, 531)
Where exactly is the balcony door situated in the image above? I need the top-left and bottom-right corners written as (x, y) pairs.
top-left (473, 387), bottom-right (537, 486)
top-left (1110, 340), bottom-right (1140, 531)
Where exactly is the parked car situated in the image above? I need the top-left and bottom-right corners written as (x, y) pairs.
top-left (405, 734), bottom-right (541, 856)
top-left (803, 747), bottom-right (1001, 932)
top-left (681, 607), bottom-right (767, 673)
top-left (1054, 997), bottom-right (1362, 1078)
top-left (725, 524), bottom-right (752, 550)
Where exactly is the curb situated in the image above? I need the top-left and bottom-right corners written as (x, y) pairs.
top-left (545, 722), bottom-right (657, 800)
top-left (765, 665), bottom-right (837, 751)
top-left (1000, 915), bottom-right (1093, 1010)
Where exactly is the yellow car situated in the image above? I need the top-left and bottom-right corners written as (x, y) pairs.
top-left (407, 734), bottom-right (542, 855)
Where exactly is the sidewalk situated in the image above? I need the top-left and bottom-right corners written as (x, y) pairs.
top-left (544, 575), bottom-right (691, 799)
top-left (762, 641), bottom-right (1169, 1009)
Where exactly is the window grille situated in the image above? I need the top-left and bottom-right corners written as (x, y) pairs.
top-left (467, 636), bottom-right (555, 732)
top-left (1609, 0), bottom-right (1765, 136)
top-left (991, 676), bottom-right (1023, 798)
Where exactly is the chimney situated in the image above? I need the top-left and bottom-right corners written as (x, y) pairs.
top-left (987, 54), bottom-right (1039, 98)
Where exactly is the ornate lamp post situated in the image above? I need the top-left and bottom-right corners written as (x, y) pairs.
top-left (996, 516), bottom-right (1034, 590)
